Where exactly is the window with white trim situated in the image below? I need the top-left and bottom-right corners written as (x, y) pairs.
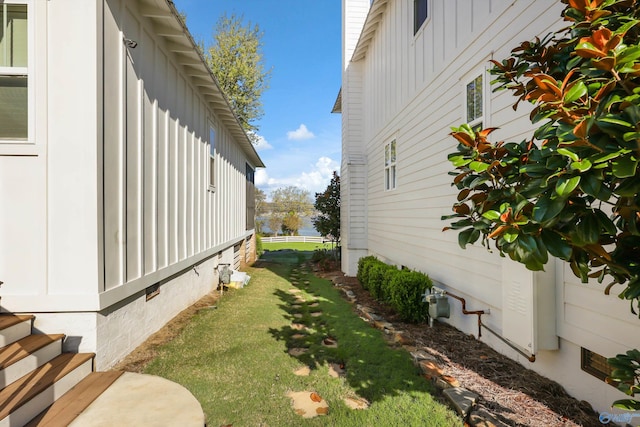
top-left (209, 124), bottom-right (216, 189)
top-left (0, 2), bottom-right (29, 141)
top-left (384, 139), bottom-right (397, 191)
top-left (465, 73), bottom-right (484, 131)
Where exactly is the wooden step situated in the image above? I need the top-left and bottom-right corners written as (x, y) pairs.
top-left (0, 334), bottom-right (65, 388)
top-left (0, 315), bottom-right (34, 348)
top-left (25, 371), bottom-right (124, 427)
top-left (0, 352), bottom-right (94, 427)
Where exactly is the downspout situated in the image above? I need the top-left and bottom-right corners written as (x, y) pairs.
top-left (443, 290), bottom-right (536, 363)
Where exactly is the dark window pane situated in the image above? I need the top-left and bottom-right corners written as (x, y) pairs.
top-left (0, 75), bottom-right (27, 139)
top-left (414, 0), bottom-right (428, 34)
top-left (0, 5), bottom-right (28, 67)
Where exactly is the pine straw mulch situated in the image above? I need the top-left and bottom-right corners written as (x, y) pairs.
top-left (314, 267), bottom-right (602, 427)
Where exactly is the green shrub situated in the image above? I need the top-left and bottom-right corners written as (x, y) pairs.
top-left (388, 270), bottom-right (432, 323)
top-left (368, 263), bottom-right (389, 301)
top-left (357, 256), bottom-right (378, 290)
top-left (380, 266), bottom-right (400, 303)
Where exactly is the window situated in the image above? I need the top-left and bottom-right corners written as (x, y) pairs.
top-left (466, 74), bottom-right (484, 131)
top-left (384, 140), bottom-right (397, 191)
top-left (0, 2), bottom-right (28, 140)
top-left (246, 163), bottom-right (255, 230)
top-left (414, 0), bottom-right (428, 35)
top-left (209, 125), bottom-right (216, 188)
top-left (581, 347), bottom-right (614, 382)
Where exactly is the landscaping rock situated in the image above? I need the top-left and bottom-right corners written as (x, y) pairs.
top-left (328, 363), bottom-right (346, 378)
top-left (393, 331), bottom-right (414, 346)
top-left (286, 391), bottom-right (329, 418)
top-left (419, 359), bottom-right (444, 378)
top-left (322, 337), bottom-right (338, 348)
top-left (469, 408), bottom-right (505, 427)
top-left (443, 387), bottom-right (478, 417)
top-left (343, 396), bottom-right (369, 410)
top-left (288, 348), bottom-right (309, 357)
top-left (294, 366), bottom-right (311, 376)
top-left (373, 320), bottom-right (394, 331)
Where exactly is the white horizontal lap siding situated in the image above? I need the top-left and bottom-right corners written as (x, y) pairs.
top-left (356, 0), bottom-right (563, 298)
top-left (102, 0), bottom-right (248, 300)
top-left (559, 263), bottom-right (640, 358)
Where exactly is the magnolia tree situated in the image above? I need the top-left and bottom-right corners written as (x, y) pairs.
top-left (442, 0), bottom-right (640, 409)
top-left (313, 172), bottom-right (341, 248)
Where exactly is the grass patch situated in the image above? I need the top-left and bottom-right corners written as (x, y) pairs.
top-left (262, 241), bottom-right (333, 251)
top-left (143, 249), bottom-right (459, 426)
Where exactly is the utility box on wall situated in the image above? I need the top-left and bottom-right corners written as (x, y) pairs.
top-left (502, 260), bottom-right (559, 355)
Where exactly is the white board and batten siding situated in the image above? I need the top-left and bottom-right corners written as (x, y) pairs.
top-left (101, 0), bottom-right (257, 308)
top-left (342, 0), bottom-right (639, 410)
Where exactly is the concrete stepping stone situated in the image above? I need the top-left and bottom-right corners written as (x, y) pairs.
top-left (291, 333), bottom-right (306, 340)
top-left (293, 313), bottom-right (303, 319)
top-left (308, 302), bottom-right (320, 308)
top-left (310, 311), bottom-right (323, 317)
top-left (288, 348), bottom-right (309, 357)
top-left (286, 391), bottom-right (329, 418)
top-left (443, 387), bottom-right (478, 417)
top-left (291, 323), bottom-right (307, 331)
top-left (291, 304), bottom-right (302, 309)
top-left (328, 363), bottom-right (346, 378)
top-left (288, 289), bottom-right (302, 294)
top-left (295, 297), bottom-right (306, 304)
top-left (322, 337), bottom-right (338, 348)
top-left (343, 396), bottom-right (369, 410)
top-left (294, 366), bottom-right (311, 376)
top-left (419, 359), bottom-right (444, 378)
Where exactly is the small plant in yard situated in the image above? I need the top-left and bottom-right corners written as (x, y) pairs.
top-left (441, 0), bottom-right (640, 409)
top-left (388, 270), bottom-right (432, 323)
top-left (355, 255), bottom-right (433, 323)
top-left (356, 255), bottom-right (378, 290)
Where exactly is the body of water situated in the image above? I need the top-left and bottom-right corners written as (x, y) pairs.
top-left (258, 217), bottom-right (320, 237)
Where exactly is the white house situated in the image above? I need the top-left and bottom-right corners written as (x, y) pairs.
top-left (337, 0), bottom-right (640, 413)
top-left (0, 0), bottom-right (263, 370)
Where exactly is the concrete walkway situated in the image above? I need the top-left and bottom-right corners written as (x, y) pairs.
top-left (68, 373), bottom-right (204, 427)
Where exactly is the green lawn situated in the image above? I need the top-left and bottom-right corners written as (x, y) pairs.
top-left (144, 249), bottom-right (459, 426)
top-left (262, 241), bottom-right (333, 251)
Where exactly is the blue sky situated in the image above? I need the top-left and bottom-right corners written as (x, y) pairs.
top-left (174, 0), bottom-right (342, 200)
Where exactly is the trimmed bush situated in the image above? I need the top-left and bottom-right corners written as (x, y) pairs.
top-left (356, 256), bottom-right (433, 323)
top-left (368, 263), bottom-right (389, 301)
top-left (357, 256), bottom-right (378, 291)
top-left (388, 270), bottom-right (432, 322)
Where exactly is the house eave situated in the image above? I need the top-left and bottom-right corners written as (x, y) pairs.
top-left (350, 0), bottom-right (389, 62)
top-left (146, 0), bottom-right (265, 168)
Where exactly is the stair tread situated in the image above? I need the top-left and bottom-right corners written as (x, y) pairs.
top-left (0, 314), bottom-right (34, 331)
top-left (25, 371), bottom-right (124, 427)
top-left (0, 334), bottom-right (65, 369)
top-left (0, 352), bottom-right (95, 420)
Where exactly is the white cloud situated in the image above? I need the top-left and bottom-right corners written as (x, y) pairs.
top-left (287, 124), bottom-right (315, 141)
top-left (257, 156), bottom-right (339, 199)
top-left (249, 132), bottom-right (273, 151)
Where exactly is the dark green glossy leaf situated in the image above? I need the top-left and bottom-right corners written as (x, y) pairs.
top-left (576, 214), bottom-right (600, 245)
top-left (612, 155), bottom-right (639, 178)
top-left (570, 159), bottom-right (592, 172)
top-left (458, 227), bottom-right (480, 249)
top-left (555, 176), bottom-right (581, 197)
top-left (564, 80), bottom-right (587, 103)
top-left (541, 229), bottom-right (572, 259)
top-left (533, 195), bottom-right (565, 223)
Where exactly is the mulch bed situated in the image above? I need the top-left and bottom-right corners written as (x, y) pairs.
top-left (315, 267), bottom-right (602, 427)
